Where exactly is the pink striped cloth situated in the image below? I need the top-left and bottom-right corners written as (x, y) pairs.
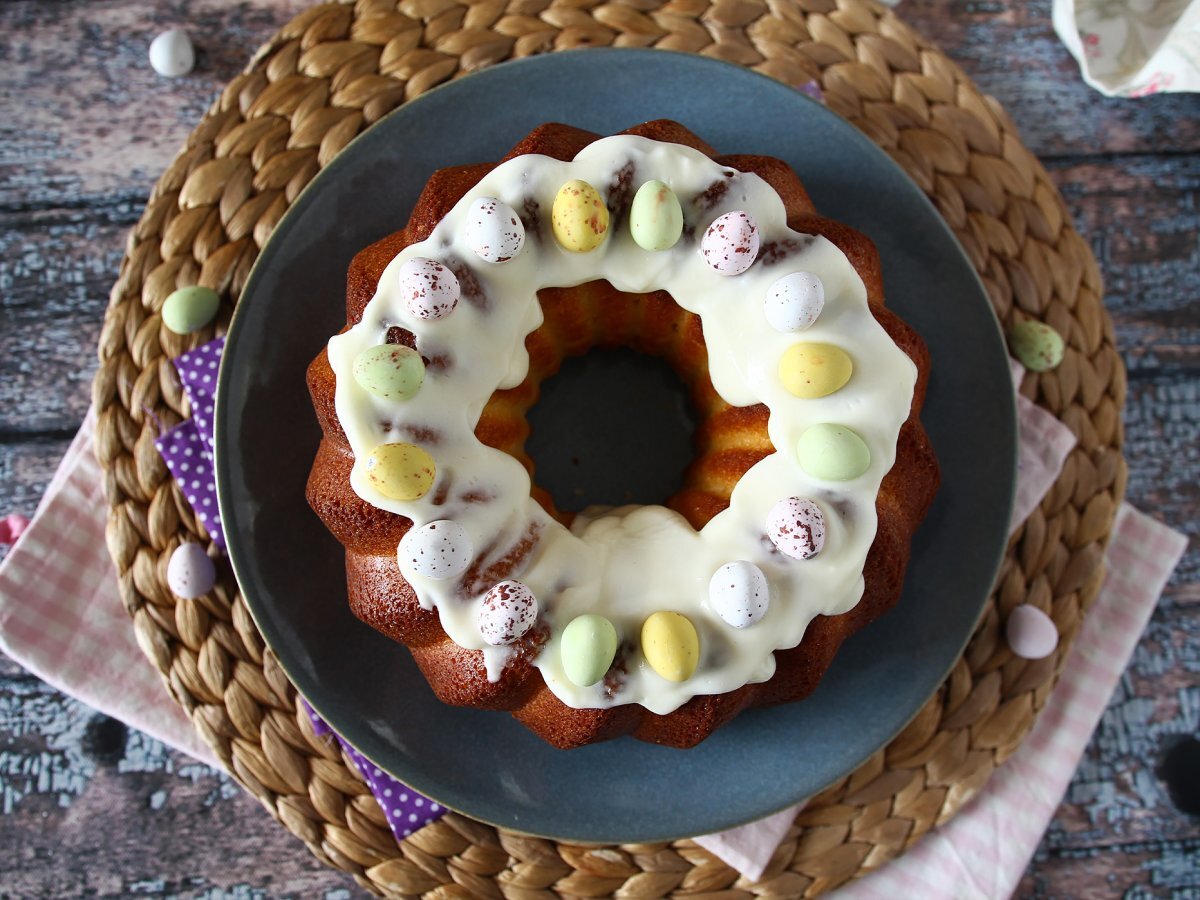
top-left (0, 378), bottom-right (1186, 890)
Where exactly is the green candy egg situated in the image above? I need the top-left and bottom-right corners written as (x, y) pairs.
top-left (1010, 320), bottom-right (1064, 372)
top-left (353, 344), bottom-right (425, 400)
top-left (630, 180), bottom-right (683, 251)
top-left (561, 614), bottom-right (619, 687)
top-left (796, 423), bottom-right (871, 481)
top-left (162, 285), bottom-right (220, 335)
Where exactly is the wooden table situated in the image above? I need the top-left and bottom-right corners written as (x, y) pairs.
top-left (1, 1), bottom-right (1196, 895)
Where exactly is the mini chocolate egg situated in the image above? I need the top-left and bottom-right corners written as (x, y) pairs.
top-left (162, 285), bottom-right (219, 335)
top-left (149, 28), bottom-right (194, 77)
top-left (629, 180), bottom-right (683, 251)
top-left (1010, 320), bottom-right (1065, 372)
top-left (551, 180), bottom-right (610, 253)
top-left (478, 580), bottom-right (538, 645)
top-left (399, 257), bottom-right (460, 320)
top-left (561, 614), bottom-right (619, 686)
top-left (353, 344), bottom-right (424, 400)
top-left (708, 561), bottom-right (769, 628)
top-left (1006, 604), bottom-right (1058, 659)
top-left (465, 197), bottom-right (525, 263)
top-left (366, 442), bottom-right (435, 500)
top-left (398, 520), bottom-right (471, 579)
top-left (167, 542), bottom-right (216, 599)
top-left (700, 211), bottom-right (759, 276)
top-left (765, 272), bottom-right (824, 332)
top-left (766, 497), bottom-right (826, 560)
top-left (796, 424), bottom-right (871, 481)
top-left (779, 343), bottom-right (853, 399)
top-left (641, 611), bottom-right (699, 682)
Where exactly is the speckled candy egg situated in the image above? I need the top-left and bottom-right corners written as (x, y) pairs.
top-left (765, 272), bottom-right (824, 332)
top-left (465, 198), bottom-right (525, 263)
top-left (398, 520), bottom-right (472, 580)
top-left (1006, 604), bottom-right (1058, 659)
top-left (1010, 320), bottom-right (1065, 372)
top-left (366, 442), bottom-right (436, 500)
top-left (561, 614), bottom-right (619, 687)
top-left (149, 28), bottom-right (194, 78)
top-left (766, 497), bottom-right (826, 560)
top-left (399, 257), bottom-right (460, 320)
top-left (641, 611), bottom-right (699, 682)
top-left (162, 285), bottom-right (219, 335)
top-left (353, 344), bottom-right (425, 400)
top-left (629, 180), bottom-right (683, 251)
top-left (551, 180), bottom-right (610, 252)
top-left (796, 424), bottom-right (871, 481)
top-left (167, 542), bottom-right (216, 599)
top-left (478, 580), bottom-right (538, 645)
top-left (779, 343), bottom-right (853, 399)
top-left (700, 211), bottom-right (759, 276)
top-left (708, 561), bottom-right (769, 628)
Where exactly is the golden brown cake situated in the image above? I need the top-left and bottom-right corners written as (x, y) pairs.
top-left (306, 120), bottom-right (939, 749)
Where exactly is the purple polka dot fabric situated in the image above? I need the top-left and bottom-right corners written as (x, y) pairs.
top-left (174, 338), bottom-right (224, 455)
top-left (154, 419), bottom-right (226, 550)
top-left (303, 701), bottom-right (446, 840)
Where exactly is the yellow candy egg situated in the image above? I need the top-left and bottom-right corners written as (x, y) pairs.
top-left (365, 442), bottom-right (435, 500)
top-left (551, 180), bottom-right (609, 252)
top-left (779, 343), bottom-right (853, 399)
top-left (641, 611), bottom-right (699, 682)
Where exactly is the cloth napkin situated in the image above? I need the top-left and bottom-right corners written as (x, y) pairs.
top-left (1053, 0), bottom-right (1199, 97)
top-left (0, 358), bottom-right (1185, 890)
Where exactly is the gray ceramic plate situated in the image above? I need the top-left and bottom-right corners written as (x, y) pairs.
top-left (215, 48), bottom-right (1015, 844)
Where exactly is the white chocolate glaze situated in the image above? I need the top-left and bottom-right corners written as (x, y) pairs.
top-left (327, 135), bottom-right (917, 715)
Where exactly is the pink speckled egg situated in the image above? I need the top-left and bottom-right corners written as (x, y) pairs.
top-left (398, 520), bottom-right (472, 580)
top-left (700, 211), bottom-right (759, 276)
top-left (167, 542), bottom-right (216, 600)
top-left (766, 497), bottom-right (826, 560)
top-left (478, 580), bottom-right (538, 645)
top-left (1005, 604), bottom-right (1058, 659)
top-left (399, 257), bottom-right (459, 320)
top-left (465, 197), bottom-right (525, 263)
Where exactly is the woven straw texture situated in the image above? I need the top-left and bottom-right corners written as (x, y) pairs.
top-left (93, 0), bottom-right (1125, 895)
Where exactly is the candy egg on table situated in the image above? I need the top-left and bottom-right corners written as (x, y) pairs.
top-left (465, 197), bottom-right (525, 263)
top-left (629, 180), bottom-right (683, 251)
top-left (765, 272), bottom-right (824, 332)
top-left (700, 211), bottom-right (759, 275)
top-left (398, 520), bottom-right (472, 579)
top-left (161, 285), bottom-right (219, 335)
top-left (479, 580), bottom-right (538, 645)
top-left (399, 257), bottom-right (460, 320)
top-left (708, 561), bottom-right (769, 628)
top-left (1006, 604), bottom-right (1058, 659)
top-left (1010, 320), bottom-right (1065, 372)
top-left (551, 180), bottom-right (609, 252)
top-left (366, 442), bottom-right (436, 500)
top-left (766, 497), bottom-right (826, 560)
top-left (149, 28), bottom-right (194, 77)
top-left (353, 344), bottom-right (425, 400)
top-left (167, 542), bottom-right (215, 599)
top-left (796, 423), bottom-right (871, 481)
top-left (560, 614), bottom-right (619, 687)
top-left (779, 342), bottom-right (853, 399)
top-left (641, 611), bottom-right (699, 682)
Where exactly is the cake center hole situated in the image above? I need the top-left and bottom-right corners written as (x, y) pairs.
top-left (526, 348), bottom-right (698, 513)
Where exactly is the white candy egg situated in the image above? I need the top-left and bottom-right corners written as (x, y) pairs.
top-left (1005, 604), bottom-right (1058, 659)
top-left (399, 257), bottom-right (460, 320)
top-left (765, 272), bottom-right (825, 332)
top-left (398, 520), bottom-right (472, 579)
top-left (766, 497), bottom-right (826, 560)
top-left (700, 211), bottom-right (759, 276)
top-left (708, 561), bottom-right (769, 628)
top-left (465, 198), bottom-right (525, 263)
top-left (149, 29), bottom-right (195, 78)
top-left (478, 580), bottom-right (538, 645)
top-left (167, 542), bottom-right (215, 599)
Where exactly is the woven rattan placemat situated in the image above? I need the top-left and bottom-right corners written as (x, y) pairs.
top-left (94, 0), bottom-right (1125, 895)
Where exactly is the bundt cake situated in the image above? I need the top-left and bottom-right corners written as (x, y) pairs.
top-left (306, 120), bottom-right (939, 749)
